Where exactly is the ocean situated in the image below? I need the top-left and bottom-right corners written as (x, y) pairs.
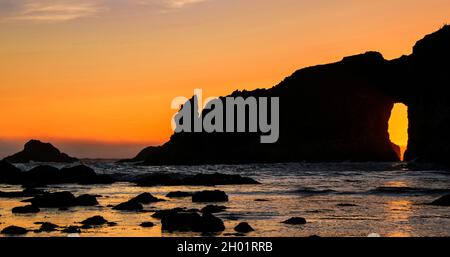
top-left (1, 161), bottom-right (450, 237)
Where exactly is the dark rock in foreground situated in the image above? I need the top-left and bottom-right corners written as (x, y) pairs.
top-left (0, 160), bottom-right (22, 184)
top-left (81, 216), bottom-right (108, 226)
top-left (234, 222), bottom-right (254, 233)
top-left (12, 205), bottom-right (40, 214)
top-left (161, 212), bottom-right (225, 233)
top-left (282, 217), bottom-right (307, 225)
top-left (37, 222), bottom-right (59, 232)
top-left (192, 190), bottom-right (229, 202)
top-left (113, 200), bottom-right (143, 211)
top-left (130, 193), bottom-right (165, 204)
top-left (140, 222), bottom-right (155, 228)
top-left (59, 165), bottom-right (115, 185)
top-left (201, 205), bottom-right (227, 214)
top-left (24, 191), bottom-right (99, 208)
top-left (166, 191), bottom-right (193, 198)
top-left (3, 140), bottom-right (78, 163)
top-left (1, 225), bottom-right (28, 235)
top-left (61, 226), bottom-right (81, 234)
top-left (151, 208), bottom-right (188, 219)
top-left (25, 192), bottom-right (75, 208)
top-left (25, 191), bottom-right (77, 208)
top-left (135, 173), bottom-right (259, 187)
top-left (75, 194), bottom-right (99, 206)
top-left (430, 194), bottom-right (450, 206)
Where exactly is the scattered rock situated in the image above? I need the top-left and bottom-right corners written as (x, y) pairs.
top-left (0, 160), bottom-right (22, 184)
top-left (59, 165), bottom-right (115, 185)
top-left (81, 216), bottom-right (108, 226)
top-left (2, 140), bottom-right (78, 163)
top-left (151, 208), bottom-right (191, 219)
top-left (140, 222), bottom-right (155, 228)
top-left (135, 173), bottom-right (259, 186)
top-left (38, 222), bottom-right (58, 232)
top-left (113, 200), bottom-right (143, 211)
top-left (430, 194), bottom-right (450, 206)
top-left (161, 212), bottom-right (225, 232)
top-left (282, 217), bottom-right (307, 225)
top-left (61, 226), bottom-right (81, 234)
top-left (130, 193), bottom-right (164, 204)
top-left (75, 194), bottom-right (99, 206)
top-left (166, 191), bottom-right (193, 198)
top-left (1, 225), bottom-right (28, 235)
top-left (201, 213), bottom-right (226, 232)
top-left (12, 205), bottom-right (40, 214)
top-left (161, 212), bottom-right (202, 232)
top-left (201, 205), bottom-right (227, 214)
top-left (234, 222), bottom-right (254, 233)
top-left (24, 191), bottom-right (77, 208)
top-left (192, 190), bottom-right (228, 202)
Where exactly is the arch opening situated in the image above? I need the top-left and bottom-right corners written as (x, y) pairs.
top-left (388, 103), bottom-right (409, 161)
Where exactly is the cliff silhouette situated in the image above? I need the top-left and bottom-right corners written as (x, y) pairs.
top-left (125, 25), bottom-right (450, 165)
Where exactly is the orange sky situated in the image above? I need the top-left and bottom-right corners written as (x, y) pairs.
top-left (0, 0), bottom-right (448, 158)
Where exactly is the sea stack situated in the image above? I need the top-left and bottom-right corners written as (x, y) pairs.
top-left (2, 140), bottom-right (78, 163)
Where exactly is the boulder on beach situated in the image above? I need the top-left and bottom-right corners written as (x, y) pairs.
top-left (61, 226), bottom-right (81, 234)
top-left (2, 140), bottom-right (78, 163)
top-left (282, 217), bottom-right (307, 225)
top-left (166, 191), bottom-right (193, 198)
top-left (201, 213), bottom-right (226, 232)
top-left (201, 205), bottom-right (227, 214)
top-left (161, 212), bottom-right (225, 233)
top-left (430, 194), bottom-right (450, 206)
top-left (192, 190), bottom-right (229, 202)
top-left (234, 222), bottom-right (254, 233)
top-left (24, 191), bottom-right (77, 208)
top-left (12, 205), bottom-right (40, 214)
top-left (140, 222), bottom-right (155, 228)
top-left (37, 222), bottom-right (59, 232)
top-left (0, 160), bottom-right (22, 183)
top-left (1, 225), bottom-right (28, 235)
top-left (113, 200), bottom-right (143, 211)
top-left (59, 165), bottom-right (115, 185)
top-left (129, 193), bottom-right (165, 204)
top-left (81, 216), bottom-right (109, 226)
top-left (75, 194), bottom-right (99, 206)
top-left (151, 208), bottom-right (188, 219)
top-left (135, 172), bottom-right (259, 187)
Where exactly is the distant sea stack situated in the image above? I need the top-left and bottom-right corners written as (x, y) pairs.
top-left (3, 140), bottom-right (78, 163)
top-left (125, 25), bottom-right (450, 165)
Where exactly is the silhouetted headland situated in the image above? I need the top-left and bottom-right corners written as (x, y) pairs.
top-left (123, 26), bottom-right (450, 165)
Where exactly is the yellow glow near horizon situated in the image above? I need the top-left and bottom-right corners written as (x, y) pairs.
top-left (389, 103), bottom-right (409, 148)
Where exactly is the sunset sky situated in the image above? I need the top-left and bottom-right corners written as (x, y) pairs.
top-left (0, 0), bottom-right (449, 158)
